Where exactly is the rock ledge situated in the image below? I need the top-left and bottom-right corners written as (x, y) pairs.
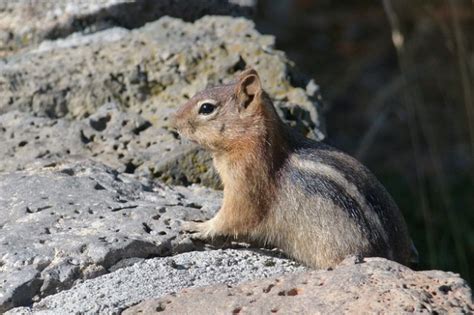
top-left (124, 257), bottom-right (474, 314)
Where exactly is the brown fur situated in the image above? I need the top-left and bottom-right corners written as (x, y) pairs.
top-left (172, 69), bottom-right (417, 268)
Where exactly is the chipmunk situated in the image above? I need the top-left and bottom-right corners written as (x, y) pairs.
top-left (172, 69), bottom-right (418, 268)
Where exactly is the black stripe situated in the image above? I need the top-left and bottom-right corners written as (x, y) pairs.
top-left (287, 165), bottom-right (388, 254)
top-left (292, 140), bottom-right (395, 228)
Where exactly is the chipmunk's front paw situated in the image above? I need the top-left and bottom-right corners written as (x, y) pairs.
top-left (182, 220), bottom-right (216, 240)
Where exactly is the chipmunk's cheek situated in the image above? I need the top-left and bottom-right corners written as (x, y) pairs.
top-left (192, 128), bottom-right (215, 148)
top-left (187, 120), bottom-right (197, 133)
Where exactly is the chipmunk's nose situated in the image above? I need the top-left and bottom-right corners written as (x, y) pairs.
top-left (169, 113), bottom-right (180, 131)
top-left (170, 100), bottom-right (193, 133)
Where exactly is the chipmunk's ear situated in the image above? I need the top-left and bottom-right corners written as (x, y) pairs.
top-left (235, 68), bottom-right (262, 111)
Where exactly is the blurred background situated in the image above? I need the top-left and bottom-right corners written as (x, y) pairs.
top-left (257, 0), bottom-right (473, 284)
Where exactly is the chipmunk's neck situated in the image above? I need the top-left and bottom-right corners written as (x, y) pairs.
top-left (214, 109), bottom-right (289, 179)
top-left (212, 109), bottom-right (289, 230)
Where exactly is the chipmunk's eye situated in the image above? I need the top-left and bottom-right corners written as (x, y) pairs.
top-left (198, 102), bottom-right (216, 115)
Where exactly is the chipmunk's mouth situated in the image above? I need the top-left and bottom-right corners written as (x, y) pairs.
top-left (177, 135), bottom-right (198, 145)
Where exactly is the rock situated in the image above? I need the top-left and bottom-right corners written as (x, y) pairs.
top-left (1, 16), bottom-right (321, 125)
top-left (0, 0), bottom-right (256, 56)
top-left (0, 16), bottom-right (324, 187)
top-left (7, 249), bottom-right (305, 315)
top-left (123, 257), bottom-right (474, 314)
top-left (0, 105), bottom-right (219, 188)
top-left (0, 159), bottom-right (221, 312)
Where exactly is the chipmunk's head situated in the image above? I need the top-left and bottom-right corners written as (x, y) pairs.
top-left (172, 69), bottom-right (278, 152)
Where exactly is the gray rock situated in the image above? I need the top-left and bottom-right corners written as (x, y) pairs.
top-left (0, 0), bottom-right (256, 55)
top-left (0, 159), bottom-right (221, 312)
top-left (1, 16), bottom-right (322, 127)
top-left (0, 105), bottom-right (219, 188)
top-left (35, 27), bottom-right (129, 53)
top-left (0, 111), bottom-right (85, 174)
top-left (122, 257), bottom-right (474, 314)
top-left (0, 16), bottom-right (324, 187)
top-left (7, 249), bottom-right (305, 315)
